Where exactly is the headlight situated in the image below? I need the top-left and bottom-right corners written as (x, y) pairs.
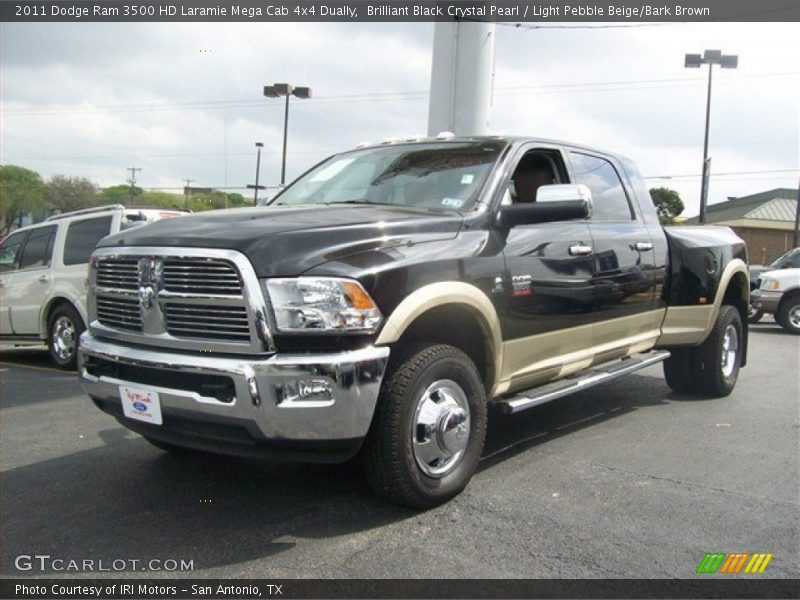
top-left (264, 277), bottom-right (383, 333)
top-left (760, 278), bottom-right (780, 290)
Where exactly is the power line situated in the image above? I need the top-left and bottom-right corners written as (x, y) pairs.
top-left (2, 71), bottom-right (797, 117)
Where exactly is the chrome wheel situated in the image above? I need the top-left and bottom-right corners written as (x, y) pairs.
top-left (412, 379), bottom-right (471, 478)
top-left (52, 316), bottom-right (76, 361)
top-left (789, 305), bottom-right (800, 329)
top-left (720, 323), bottom-right (739, 378)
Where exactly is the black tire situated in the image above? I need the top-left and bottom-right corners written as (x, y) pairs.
top-left (47, 303), bottom-right (85, 370)
top-left (747, 305), bottom-right (764, 324)
top-left (663, 347), bottom-right (698, 394)
top-left (776, 294), bottom-right (800, 335)
top-left (362, 344), bottom-right (487, 509)
top-left (694, 305), bottom-right (743, 397)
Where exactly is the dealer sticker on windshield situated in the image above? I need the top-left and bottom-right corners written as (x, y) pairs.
top-left (120, 385), bottom-right (163, 425)
top-left (441, 197), bottom-right (464, 208)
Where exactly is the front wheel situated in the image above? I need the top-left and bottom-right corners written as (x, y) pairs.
top-left (362, 344), bottom-right (487, 509)
top-left (747, 304), bottom-right (764, 324)
top-left (776, 295), bottom-right (800, 334)
top-left (694, 305), bottom-right (743, 397)
top-left (47, 304), bottom-right (85, 370)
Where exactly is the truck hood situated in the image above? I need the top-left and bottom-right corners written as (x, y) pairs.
top-left (759, 267), bottom-right (800, 287)
top-left (98, 204), bottom-right (464, 277)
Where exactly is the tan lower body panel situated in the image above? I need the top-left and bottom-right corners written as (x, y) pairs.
top-left (656, 305), bottom-right (715, 346)
top-left (495, 309), bottom-right (666, 397)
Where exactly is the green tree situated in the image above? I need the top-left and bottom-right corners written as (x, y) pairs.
top-left (98, 184), bottom-right (142, 206)
top-left (649, 187), bottom-right (685, 224)
top-left (0, 165), bottom-right (48, 235)
top-left (137, 190), bottom-right (184, 210)
top-left (46, 175), bottom-right (99, 213)
top-left (186, 190), bottom-right (249, 212)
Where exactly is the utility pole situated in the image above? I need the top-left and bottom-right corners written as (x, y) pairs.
top-left (246, 142), bottom-right (266, 205)
top-left (183, 178), bottom-right (195, 209)
top-left (126, 167), bottom-right (142, 208)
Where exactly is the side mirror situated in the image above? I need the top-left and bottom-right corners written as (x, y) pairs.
top-left (536, 184), bottom-right (593, 213)
top-left (497, 184), bottom-right (593, 228)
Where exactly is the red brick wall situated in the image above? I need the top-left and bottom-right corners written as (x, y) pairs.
top-left (732, 227), bottom-right (796, 265)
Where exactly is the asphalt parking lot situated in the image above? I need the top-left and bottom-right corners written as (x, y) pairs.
top-left (1, 321), bottom-right (798, 580)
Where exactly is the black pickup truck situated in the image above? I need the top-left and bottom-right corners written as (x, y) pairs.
top-left (79, 136), bottom-right (749, 508)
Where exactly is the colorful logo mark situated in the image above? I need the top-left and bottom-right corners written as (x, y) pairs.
top-left (697, 552), bottom-right (773, 574)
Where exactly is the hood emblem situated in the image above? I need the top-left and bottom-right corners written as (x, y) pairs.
top-left (139, 285), bottom-right (156, 310)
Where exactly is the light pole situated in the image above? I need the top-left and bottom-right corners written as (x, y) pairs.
top-left (685, 49), bottom-right (738, 224)
top-left (263, 83), bottom-right (312, 186)
top-left (247, 142), bottom-right (266, 205)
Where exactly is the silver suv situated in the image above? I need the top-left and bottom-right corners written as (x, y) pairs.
top-left (0, 205), bottom-right (185, 368)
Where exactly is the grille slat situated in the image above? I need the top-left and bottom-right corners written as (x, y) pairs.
top-left (162, 258), bottom-right (242, 295)
top-left (164, 303), bottom-right (250, 342)
top-left (96, 258), bottom-right (139, 291)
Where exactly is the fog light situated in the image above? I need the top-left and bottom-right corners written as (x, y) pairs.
top-left (278, 377), bottom-right (334, 406)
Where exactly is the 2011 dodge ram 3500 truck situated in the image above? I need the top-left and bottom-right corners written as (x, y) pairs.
top-left (79, 136), bottom-right (749, 508)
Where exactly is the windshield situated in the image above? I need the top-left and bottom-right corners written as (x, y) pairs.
top-left (270, 141), bottom-right (507, 211)
top-left (771, 248), bottom-right (800, 267)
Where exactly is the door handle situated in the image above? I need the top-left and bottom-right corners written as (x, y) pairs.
top-left (635, 242), bottom-right (654, 252)
top-left (38, 275), bottom-right (49, 283)
top-left (569, 244), bottom-right (593, 256)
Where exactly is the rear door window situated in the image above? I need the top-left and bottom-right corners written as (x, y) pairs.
top-left (18, 225), bottom-right (57, 269)
top-left (63, 216), bottom-right (113, 266)
top-left (569, 152), bottom-right (634, 221)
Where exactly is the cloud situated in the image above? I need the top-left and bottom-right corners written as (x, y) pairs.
top-left (1, 21), bottom-right (797, 214)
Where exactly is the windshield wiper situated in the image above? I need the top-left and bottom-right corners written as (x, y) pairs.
top-left (325, 199), bottom-right (389, 206)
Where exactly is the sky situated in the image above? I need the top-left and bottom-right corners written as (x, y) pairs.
top-left (0, 20), bottom-right (798, 217)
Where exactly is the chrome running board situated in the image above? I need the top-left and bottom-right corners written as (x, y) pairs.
top-left (494, 350), bottom-right (671, 415)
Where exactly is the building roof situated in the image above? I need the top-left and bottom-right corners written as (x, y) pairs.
top-left (685, 188), bottom-right (798, 225)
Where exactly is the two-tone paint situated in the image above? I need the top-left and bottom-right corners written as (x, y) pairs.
top-left (95, 136), bottom-right (748, 402)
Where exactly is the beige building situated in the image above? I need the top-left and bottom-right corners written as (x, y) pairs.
top-left (685, 188), bottom-right (799, 265)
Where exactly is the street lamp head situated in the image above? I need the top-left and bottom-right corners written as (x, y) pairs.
top-left (255, 142), bottom-right (264, 148)
top-left (293, 86), bottom-right (312, 99)
top-left (264, 83), bottom-right (292, 98)
top-left (685, 50), bottom-right (738, 69)
top-left (685, 53), bottom-right (703, 68)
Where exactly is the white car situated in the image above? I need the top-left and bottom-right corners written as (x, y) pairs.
top-left (0, 205), bottom-right (186, 368)
top-left (751, 267), bottom-right (800, 334)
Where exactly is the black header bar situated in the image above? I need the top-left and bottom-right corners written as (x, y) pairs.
top-left (2, 0), bottom-right (800, 22)
top-left (2, 578), bottom-right (800, 599)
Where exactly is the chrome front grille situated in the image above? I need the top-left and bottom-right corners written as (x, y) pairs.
top-left (90, 247), bottom-right (272, 355)
top-left (96, 296), bottom-right (142, 331)
top-left (162, 258), bottom-right (242, 295)
top-left (164, 303), bottom-right (250, 342)
top-left (95, 257), bottom-right (139, 291)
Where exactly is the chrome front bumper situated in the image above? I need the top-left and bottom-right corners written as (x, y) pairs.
top-left (79, 332), bottom-right (390, 461)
